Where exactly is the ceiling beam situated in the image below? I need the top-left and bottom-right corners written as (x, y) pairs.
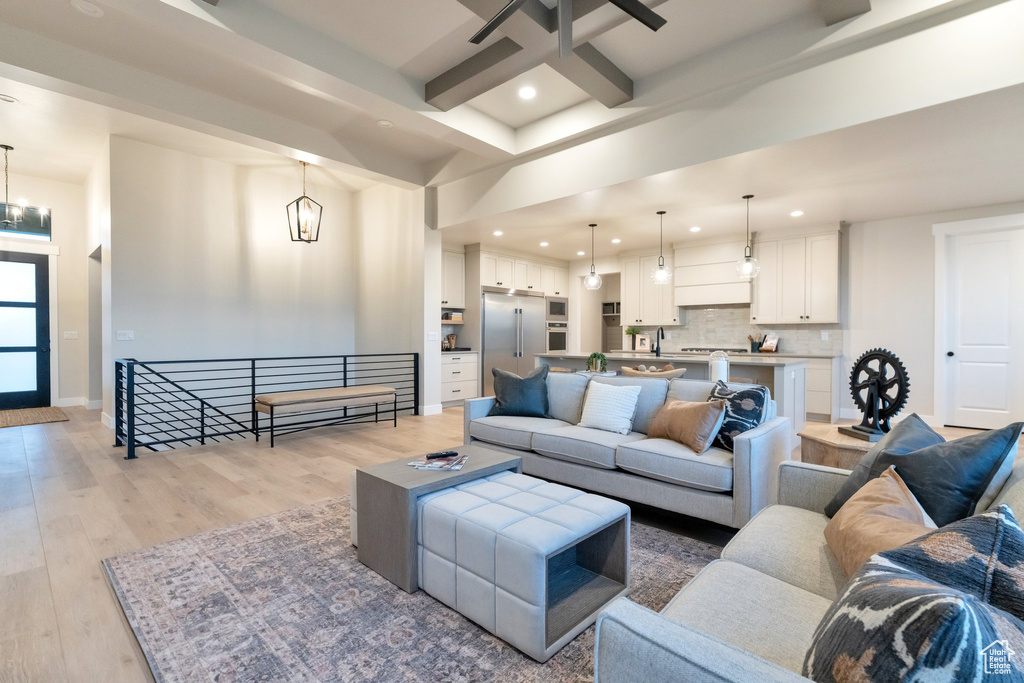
top-left (819, 0), bottom-right (871, 26)
top-left (427, 0), bottom-right (664, 111)
top-left (200, 0), bottom-right (219, 5)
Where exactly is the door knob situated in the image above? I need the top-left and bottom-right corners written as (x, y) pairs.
top-left (947, 351), bottom-right (955, 357)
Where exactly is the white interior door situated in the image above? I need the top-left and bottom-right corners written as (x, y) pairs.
top-left (946, 229), bottom-right (1024, 428)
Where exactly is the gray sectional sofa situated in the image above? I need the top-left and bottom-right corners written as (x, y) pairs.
top-left (592, 458), bottom-right (1024, 682)
top-left (464, 373), bottom-right (792, 529)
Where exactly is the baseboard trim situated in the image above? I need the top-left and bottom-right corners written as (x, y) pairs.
top-left (419, 404), bottom-right (443, 416)
top-left (101, 412), bottom-right (114, 428)
top-left (839, 409), bottom-right (940, 427)
top-left (53, 397), bottom-right (86, 408)
top-left (86, 399), bottom-right (103, 410)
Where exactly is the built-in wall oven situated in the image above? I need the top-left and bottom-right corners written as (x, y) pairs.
top-left (546, 296), bottom-right (568, 323)
top-left (547, 323), bottom-right (568, 353)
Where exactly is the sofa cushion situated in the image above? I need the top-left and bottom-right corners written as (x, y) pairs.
top-left (578, 382), bottom-right (643, 435)
top-left (590, 376), bottom-right (669, 434)
top-left (488, 365), bottom-right (550, 418)
top-left (531, 425), bottom-right (644, 469)
top-left (669, 378), bottom-right (777, 420)
top-left (708, 380), bottom-right (769, 452)
top-left (615, 438), bottom-right (734, 493)
top-left (722, 505), bottom-right (847, 600)
top-left (647, 399), bottom-right (727, 454)
top-left (662, 560), bottom-right (832, 673)
top-left (469, 416), bottom-right (569, 451)
top-left (546, 372), bottom-right (590, 424)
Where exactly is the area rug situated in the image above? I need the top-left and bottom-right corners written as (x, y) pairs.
top-left (103, 495), bottom-right (721, 682)
top-left (0, 406), bottom-right (68, 428)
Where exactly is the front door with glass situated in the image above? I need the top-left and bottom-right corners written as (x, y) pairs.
top-left (0, 252), bottom-right (50, 409)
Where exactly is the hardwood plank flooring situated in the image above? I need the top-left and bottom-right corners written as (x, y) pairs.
top-left (0, 406), bottom-right (464, 682)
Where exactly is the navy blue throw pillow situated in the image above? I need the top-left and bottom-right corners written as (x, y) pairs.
top-left (488, 365), bottom-right (550, 418)
top-left (707, 380), bottom-right (768, 452)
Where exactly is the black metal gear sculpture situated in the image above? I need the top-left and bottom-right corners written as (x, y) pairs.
top-left (840, 348), bottom-right (910, 441)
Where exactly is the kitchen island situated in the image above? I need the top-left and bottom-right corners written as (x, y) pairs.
top-left (536, 352), bottom-right (807, 438)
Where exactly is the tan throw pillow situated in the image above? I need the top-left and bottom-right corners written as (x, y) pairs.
top-left (825, 466), bottom-right (937, 577)
top-left (647, 399), bottom-right (727, 454)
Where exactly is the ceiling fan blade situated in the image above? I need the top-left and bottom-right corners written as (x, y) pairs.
top-left (606, 0), bottom-right (667, 31)
top-left (469, 0), bottom-right (529, 44)
top-left (558, 0), bottom-right (573, 58)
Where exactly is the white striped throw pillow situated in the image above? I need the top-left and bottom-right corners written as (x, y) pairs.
top-left (578, 381), bottom-right (643, 435)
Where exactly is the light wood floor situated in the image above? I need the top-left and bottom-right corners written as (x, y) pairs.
top-left (0, 406), bottom-right (466, 683)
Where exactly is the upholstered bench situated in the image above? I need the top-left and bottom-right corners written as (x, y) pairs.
top-left (417, 472), bottom-right (630, 662)
top-left (254, 385), bottom-right (396, 446)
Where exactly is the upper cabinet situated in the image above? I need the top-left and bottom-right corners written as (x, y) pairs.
top-left (750, 232), bottom-right (839, 324)
top-left (441, 250), bottom-right (466, 308)
top-left (481, 253), bottom-right (515, 288)
top-left (541, 265), bottom-right (568, 296)
top-left (621, 254), bottom-right (683, 326)
top-left (673, 240), bottom-right (751, 307)
top-left (514, 259), bottom-right (544, 291)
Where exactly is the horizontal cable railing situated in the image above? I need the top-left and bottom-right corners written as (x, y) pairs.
top-left (114, 353), bottom-right (420, 459)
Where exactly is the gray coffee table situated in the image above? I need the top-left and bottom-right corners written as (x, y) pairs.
top-left (355, 444), bottom-right (522, 593)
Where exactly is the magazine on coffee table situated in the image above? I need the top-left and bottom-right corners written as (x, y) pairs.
top-left (407, 453), bottom-right (469, 471)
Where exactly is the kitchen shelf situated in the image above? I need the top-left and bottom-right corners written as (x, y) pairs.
top-left (442, 320), bottom-right (465, 325)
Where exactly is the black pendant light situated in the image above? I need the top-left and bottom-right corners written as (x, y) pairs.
top-left (287, 161), bottom-right (323, 243)
top-left (651, 210), bottom-right (672, 285)
top-left (736, 194), bottom-right (760, 280)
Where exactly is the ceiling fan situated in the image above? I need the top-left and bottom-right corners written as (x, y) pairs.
top-left (470, 0), bottom-right (667, 58)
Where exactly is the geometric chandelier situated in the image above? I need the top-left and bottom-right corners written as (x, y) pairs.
top-left (287, 161), bottom-right (322, 243)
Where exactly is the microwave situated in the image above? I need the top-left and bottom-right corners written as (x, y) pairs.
top-left (546, 296), bottom-right (568, 323)
top-left (547, 323), bottom-right (568, 353)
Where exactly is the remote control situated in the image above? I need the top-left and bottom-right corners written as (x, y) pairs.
top-left (426, 450), bottom-right (459, 460)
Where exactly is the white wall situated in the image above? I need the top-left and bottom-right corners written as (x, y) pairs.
top-left (2, 172), bottom-right (89, 405)
top-left (845, 199), bottom-right (1024, 421)
top-left (105, 137), bottom-right (357, 414)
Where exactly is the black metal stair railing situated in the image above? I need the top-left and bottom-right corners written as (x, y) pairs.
top-left (114, 353), bottom-right (420, 459)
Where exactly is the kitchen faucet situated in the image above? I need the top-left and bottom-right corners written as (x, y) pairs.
top-left (654, 327), bottom-right (665, 357)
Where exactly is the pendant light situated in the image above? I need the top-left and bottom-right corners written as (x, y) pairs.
top-left (583, 223), bottom-right (603, 290)
top-left (736, 194), bottom-right (760, 280)
top-left (286, 161), bottom-right (323, 243)
top-left (651, 210), bottom-right (672, 285)
top-left (1, 144), bottom-right (23, 228)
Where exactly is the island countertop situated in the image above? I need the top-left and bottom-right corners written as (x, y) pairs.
top-left (536, 352), bottom-right (808, 368)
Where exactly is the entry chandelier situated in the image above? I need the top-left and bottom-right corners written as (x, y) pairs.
top-left (651, 210), bottom-right (672, 285)
top-left (736, 194), bottom-right (760, 280)
top-left (583, 223), bottom-right (603, 290)
top-left (2, 144), bottom-right (23, 228)
top-left (287, 161), bottom-right (323, 243)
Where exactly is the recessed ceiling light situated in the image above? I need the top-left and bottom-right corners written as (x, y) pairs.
top-left (611, 238), bottom-right (621, 244)
top-left (518, 86), bottom-right (537, 100)
top-left (690, 226), bottom-right (701, 232)
top-left (0, 94), bottom-right (18, 104)
top-left (493, 230), bottom-right (503, 236)
top-left (70, 0), bottom-right (104, 17)
top-left (376, 119), bottom-right (394, 128)
top-left (790, 210), bottom-right (804, 217)
top-left (539, 242), bottom-right (549, 247)
top-left (577, 251), bottom-right (585, 256)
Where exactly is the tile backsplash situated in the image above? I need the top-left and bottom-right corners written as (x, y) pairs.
top-left (633, 305), bottom-right (844, 356)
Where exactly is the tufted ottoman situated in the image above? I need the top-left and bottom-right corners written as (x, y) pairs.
top-left (417, 471), bottom-right (630, 662)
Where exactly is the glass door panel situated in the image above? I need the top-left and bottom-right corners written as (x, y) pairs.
top-left (0, 252), bottom-right (50, 409)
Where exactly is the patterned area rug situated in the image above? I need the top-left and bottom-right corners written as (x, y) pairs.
top-left (104, 495), bottom-right (721, 682)
top-left (0, 406), bottom-right (68, 428)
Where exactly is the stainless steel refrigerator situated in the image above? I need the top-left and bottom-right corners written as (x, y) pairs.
top-left (482, 289), bottom-right (547, 396)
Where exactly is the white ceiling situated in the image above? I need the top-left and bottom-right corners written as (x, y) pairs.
top-left (466, 64), bottom-right (593, 129)
top-left (0, 77), bottom-right (378, 190)
top-left (439, 84), bottom-right (1024, 261)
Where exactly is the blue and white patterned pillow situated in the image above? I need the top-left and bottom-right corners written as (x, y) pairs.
top-left (707, 380), bottom-right (768, 452)
top-left (804, 505), bottom-right (1024, 682)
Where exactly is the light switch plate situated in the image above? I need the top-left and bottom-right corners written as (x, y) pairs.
top-left (116, 330), bottom-right (135, 341)
top-left (427, 332), bottom-right (439, 341)
top-left (821, 331), bottom-right (829, 341)
top-left (63, 331), bottom-right (79, 340)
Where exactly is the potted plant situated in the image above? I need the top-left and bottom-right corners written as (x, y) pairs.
top-left (625, 326), bottom-right (641, 350)
top-left (587, 352), bottom-right (607, 373)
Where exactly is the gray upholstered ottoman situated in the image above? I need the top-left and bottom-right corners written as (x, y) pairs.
top-left (417, 471), bottom-right (630, 662)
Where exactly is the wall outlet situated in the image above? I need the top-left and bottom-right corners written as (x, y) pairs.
top-left (116, 330), bottom-right (135, 341)
top-left (63, 331), bottom-right (79, 340)
top-left (821, 330), bottom-right (829, 341)
top-left (427, 331), bottom-right (439, 341)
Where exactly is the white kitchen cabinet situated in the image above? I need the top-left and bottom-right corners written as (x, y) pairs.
top-left (441, 352), bottom-right (479, 404)
top-left (541, 265), bottom-right (569, 296)
top-left (441, 250), bottom-right (465, 308)
top-left (750, 240), bottom-right (778, 324)
top-left (481, 253), bottom-right (514, 288)
top-left (514, 259), bottom-right (543, 292)
top-left (750, 232), bottom-right (839, 325)
top-left (622, 254), bottom-right (681, 326)
top-left (673, 240), bottom-right (751, 307)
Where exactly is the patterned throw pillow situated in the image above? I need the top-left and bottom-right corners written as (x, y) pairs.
top-left (706, 380), bottom-right (768, 452)
top-left (578, 381), bottom-right (642, 435)
top-left (804, 506), bottom-right (1024, 682)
